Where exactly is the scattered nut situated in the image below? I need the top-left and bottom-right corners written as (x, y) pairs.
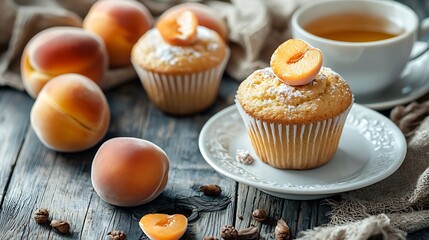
top-left (50, 219), bottom-right (70, 235)
top-left (236, 149), bottom-right (254, 165)
top-left (252, 209), bottom-right (267, 222)
top-left (107, 230), bottom-right (127, 240)
top-left (221, 225), bottom-right (238, 240)
top-left (33, 208), bottom-right (50, 224)
top-left (274, 218), bottom-right (290, 240)
top-left (237, 226), bottom-right (259, 240)
top-left (203, 237), bottom-right (218, 240)
top-left (199, 184), bottom-right (221, 196)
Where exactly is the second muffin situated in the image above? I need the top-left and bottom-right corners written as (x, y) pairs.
top-left (131, 11), bottom-right (228, 115)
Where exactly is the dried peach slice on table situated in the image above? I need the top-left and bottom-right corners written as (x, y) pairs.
top-left (156, 10), bottom-right (198, 46)
top-left (139, 214), bottom-right (187, 240)
top-left (270, 39), bottom-right (323, 85)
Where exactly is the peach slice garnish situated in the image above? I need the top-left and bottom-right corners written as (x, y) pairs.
top-left (139, 213), bottom-right (187, 240)
top-left (270, 39), bottom-right (323, 86)
top-left (156, 10), bottom-right (198, 46)
top-left (158, 3), bottom-right (228, 41)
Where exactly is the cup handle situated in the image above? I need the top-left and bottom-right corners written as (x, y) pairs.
top-left (409, 17), bottom-right (429, 60)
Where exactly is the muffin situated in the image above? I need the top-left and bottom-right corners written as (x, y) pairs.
top-left (235, 66), bottom-right (353, 169)
top-left (131, 11), bottom-right (228, 115)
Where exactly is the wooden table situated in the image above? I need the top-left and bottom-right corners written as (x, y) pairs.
top-left (1, 1), bottom-right (429, 239)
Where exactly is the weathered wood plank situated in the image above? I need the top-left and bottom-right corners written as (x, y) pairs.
top-left (235, 185), bottom-right (285, 239)
top-left (281, 199), bottom-right (302, 238)
top-left (0, 79), bottom-right (239, 239)
top-left (79, 79), bottom-right (238, 239)
top-left (233, 184), bottom-right (335, 239)
top-left (0, 88), bottom-right (32, 203)
top-left (296, 201), bottom-right (315, 231)
top-left (0, 128), bottom-right (95, 239)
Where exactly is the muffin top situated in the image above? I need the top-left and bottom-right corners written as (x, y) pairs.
top-left (131, 26), bottom-right (227, 74)
top-left (236, 67), bottom-right (353, 124)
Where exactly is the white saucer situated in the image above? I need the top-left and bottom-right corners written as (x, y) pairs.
top-left (356, 41), bottom-right (429, 110)
top-left (199, 104), bottom-right (407, 200)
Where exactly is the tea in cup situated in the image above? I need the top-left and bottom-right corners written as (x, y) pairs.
top-left (291, 0), bottom-right (429, 96)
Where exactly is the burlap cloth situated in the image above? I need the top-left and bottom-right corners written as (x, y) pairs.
top-left (0, 0), bottom-right (428, 239)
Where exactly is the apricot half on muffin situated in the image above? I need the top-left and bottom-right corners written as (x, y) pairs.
top-left (156, 10), bottom-right (198, 46)
top-left (158, 2), bottom-right (228, 41)
top-left (270, 39), bottom-right (323, 86)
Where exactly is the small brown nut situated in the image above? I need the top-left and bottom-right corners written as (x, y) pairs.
top-left (107, 230), bottom-right (127, 240)
top-left (237, 226), bottom-right (259, 239)
top-left (33, 208), bottom-right (50, 224)
top-left (221, 225), bottom-right (238, 240)
top-left (199, 184), bottom-right (221, 196)
top-left (252, 209), bottom-right (267, 222)
top-left (274, 218), bottom-right (290, 240)
top-left (50, 219), bottom-right (70, 235)
top-left (203, 237), bottom-right (218, 240)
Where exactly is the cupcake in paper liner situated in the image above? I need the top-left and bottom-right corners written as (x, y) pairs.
top-left (131, 23), bottom-right (229, 115)
top-left (235, 67), bottom-right (353, 170)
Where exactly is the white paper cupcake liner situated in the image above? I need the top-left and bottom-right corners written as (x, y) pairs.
top-left (133, 49), bottom-right (229, 115)
top-left (235, 99), bottom-right (352, 169)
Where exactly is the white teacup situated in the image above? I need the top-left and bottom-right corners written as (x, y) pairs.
top-left (291, 0), bottom-right (429, 96)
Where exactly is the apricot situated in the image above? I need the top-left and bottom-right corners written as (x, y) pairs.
top-left (139, 214), bottom-right (187, 240)
top-left (83, 0), bottom-right (153, 67)
top-left (21, 27), bottom-right (108, 98)
top-left (270, 39), bottom-right (323, 86)
top-left (91, 137), bottom-right (169, 207)
top-left (30, 74), bottom-right (110, 152)
top-left (156, 10), bottom-right (198, 46)
top-left (159, 2), bottom-right (229, 42)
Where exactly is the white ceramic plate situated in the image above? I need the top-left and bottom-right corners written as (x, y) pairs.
top-left (199, 104), bottom-right (407, 200)
top-left (356, 41), bottom-right (429, 110)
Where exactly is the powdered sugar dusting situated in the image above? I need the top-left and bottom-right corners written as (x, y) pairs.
top-left (267, 83), bottom-right (304, 101)
top-left (257, 67), bottom-right (276, 79)
top-left (320, 67), bottom-right (348, 95)
top-left (155, 45), bottom-right (201, 65)
top-left (237, 66), bottom-right (352, 121)
top-left (197, 26), bottom-right (219, 41)
top-left (199, 27), bottom-right (220, 51)
top-left (151, 27), bottom-right (221, 65)
top-left (251, 67), bottom-right (345, 105)
top-left (257, 67), bottom-right (305, 102)
top-left (207, 43), bottom-right (219, 51)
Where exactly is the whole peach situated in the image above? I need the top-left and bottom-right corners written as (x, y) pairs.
top-left (83, 0), bottom-right (154, 67)
top-left (21, 27), bottom-right (108, 98)
top-left (91, 137), bottom-right (169, 207)
top-left (31, 74), bottom-right (110, 152)
top-left (159, 2), bottom-right (228, 42)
